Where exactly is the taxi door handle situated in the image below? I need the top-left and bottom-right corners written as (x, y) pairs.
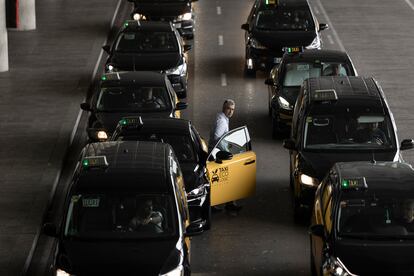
top-left (244, 160), bottom-right (256, 165)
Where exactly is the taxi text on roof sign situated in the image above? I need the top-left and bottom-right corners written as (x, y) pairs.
top-left (82, 156), bottom-right (109, 169)
top-left (312, 89), bottom-right (338, 102)
top-left (284, 47), bottom-right (303, 54)
top-left (119, 116), bottom-right (143, 126)
top-left (341, 177), bottom-right (368, 190)
top-left (265, 0), bottom-right (277, 5)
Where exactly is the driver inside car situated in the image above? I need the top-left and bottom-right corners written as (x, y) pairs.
top-left (129, 199), bottom-right (164, 233)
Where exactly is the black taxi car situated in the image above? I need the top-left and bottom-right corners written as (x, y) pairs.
top-left (43, 141), bottom-right (202, 276)
top-left (283, 76), bottom-right (414, 217)
top-left (310, 161), bottom-right (414, 276)
top-left (80, 71), bottom-right (187, 141)
top-left (129, 0), bottom-right (197, 39)
top-left (265, 47), bottom-right (357, 137)
top-left (103, 20), bottom-right (191, 98)
top-left (109, 117), bottom-right (258, 228)
top-left (242, 0), bottom-right (328, 76)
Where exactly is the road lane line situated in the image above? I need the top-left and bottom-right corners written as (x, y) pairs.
top-left (221, 73), bottom-right (227, 86)
top-left (20, 1), bottom-right (123, 275)
top-left (405, 0), bottom-right (414, 10)
top-left (327, 34), bottom-right (334, 45)
top-left (218, 35), bottom-right (224, 46)
top-left (217, 6), bottom-right (222, 15)
top-left (314, 0), bottom-right (345, 51)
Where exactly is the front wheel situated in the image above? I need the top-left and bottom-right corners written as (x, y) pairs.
top-left (202, 193), bottom-right (212, 230)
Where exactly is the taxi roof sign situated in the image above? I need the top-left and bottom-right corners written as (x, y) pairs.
top-left (265, 0), bottom-right (277, 5)
top-left (311, 89), bottom-right (338, 102)
top-left (119, 116), bottom-right (144, 128)
top-left (123, 20), bottom-right (140, 28)
top-left (341, 177), bottom-right (368, 190)
top-left (283, 46), bottom-right (303, 54)
top-left (101, 72), bottom-right (121, 81)
top-left (82, 156), bottom-right (109, 169)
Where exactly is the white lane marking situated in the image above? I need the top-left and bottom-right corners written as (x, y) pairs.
top-left (217, 6), bottom-right (222, 15)
top-left (20, 1), bottom-right (123, 275)
top-left (221, 73), bottom-right (227, 86)
top-left (218, 35), bottom-right (224, 46)
top-left (327, 34), bottom-right (334, 45)
top-left (314, 0), bottom-right (345, 51)
top-left (405, 0), bottom-right (414, 10)
top-left (314, 6), bottom-right (320, 14)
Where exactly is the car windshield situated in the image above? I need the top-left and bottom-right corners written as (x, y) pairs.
top-left (256, 9), bottom-right (314, 31)
top-left (96, 86), bottom-right (171, 112)
top-left (116, 133), bottom-right (196, 163)
top-left (338, 195), bottom-right (414, 239)
top-left (64, 194), bottom-right (177, 239)
top-left (303, 114), bottom-right (396, 150)
top-left (115, 32), bottom-right (178, 53)
top-left (283, 62), bottom-right (351, 87)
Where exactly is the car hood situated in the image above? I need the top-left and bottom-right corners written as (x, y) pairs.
top-left (94, 111), bottom-right (172, 134)
top-left (280, 86), bottom-right (300, 106)
top-left (300, 151), bottom-right (397, 180)
top-left (109, 52), bottom-right (182, 71)
top-left (61, 239), bottom-right (177, 275)
top-left (180, 163), bottom-right (205, 191)
top-left (134, 2), bottom-right (190, 17)
top-left (252, 29), bottom-right (316, 52)
top-left (336, 238), bottom-right (414, 275)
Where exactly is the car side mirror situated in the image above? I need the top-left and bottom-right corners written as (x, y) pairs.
top-left (185, 222), bottom-right (204, 237)
top-left (43, 223), bottom-right (58, 237)
top-left (309, 224), bottom-right (325, 238)
top-left (264, 78), bottom-right (274, 86)
top-left (283, 139), bottom-right (296, 151)
top-left (80, 102), bottom-right (92, 111)
top-left (183, 44), bottom-right (192, 52)
top-left (401, 139), bottom-right (414, 151)
top-left (215, 150), bottom-right (233, 163)
top-left (175, 102), bottom-right (188, 110)
top-left (241, 23), bottom-right (249, 31)
top-left (319, 23), bottom-right (329, 31)
top-left (102, 45), bottom-right (110, 53)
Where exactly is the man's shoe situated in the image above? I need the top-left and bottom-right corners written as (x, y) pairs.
top-left (225, 202), bottom-right (242, 212)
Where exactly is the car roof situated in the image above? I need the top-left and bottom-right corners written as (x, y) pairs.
top-left (122, 20), bottom-right (174, 32)
top-left (282, 49), bottom-right (351, 63)
top-left (257, 0), bottom-right (310, 9)
top-left (76, 141), bottom-right (172, 193)
top-left (335, 161), bottom-right (414, 193)
top-left (307, 76), bottom-right (381, 100)
top-left (100, 71), bottom-right (167, 87)
top-left (119, 118), bottom-right (191, 136)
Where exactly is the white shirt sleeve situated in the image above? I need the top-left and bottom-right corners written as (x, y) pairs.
top-left (214, 114), bottom-right (229, 142)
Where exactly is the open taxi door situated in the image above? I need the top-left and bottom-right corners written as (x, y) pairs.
top-left (206, 126), bottom-right (256, 206)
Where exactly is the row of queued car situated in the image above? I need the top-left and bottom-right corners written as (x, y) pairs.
top-left (244, 0), bottom-right (414, 275)
top-left (42, 1), bottom-right (259, 275)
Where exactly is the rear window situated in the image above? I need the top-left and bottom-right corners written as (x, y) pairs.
top-left (256, 9), bottom-right (314, 31)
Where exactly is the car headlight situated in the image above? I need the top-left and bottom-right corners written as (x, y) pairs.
top-left (132, 13), bottom-right (146, 21)
top-left (305, 35), bottom-right (321, 49)
top-left (177, 12), bottom-right (192, 21)
top-left (105, 63), bottom-right (117, 73)
top-left (159, 265), bottom-right (184, 276)
top-left (56, 269), bottom-right (72, 276)
top-left (249, 38), bottom-right (267, 50)
top-left (165, 63), bottom-right (186, 76)
top-left (97, 130), bottom-right (108, 141)
top-left (299, 173), bottom-right (319, 187)
top-left (278, 96), bottom-right (293, 110)
top-left (323, 257), bottom-right (356, 276)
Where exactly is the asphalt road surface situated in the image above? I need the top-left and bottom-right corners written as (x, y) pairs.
top-left (19, 0), bottom-right (414, 275)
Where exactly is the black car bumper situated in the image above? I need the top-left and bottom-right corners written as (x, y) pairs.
top-left (167, 74), bottom-right (187, 98)
top-left (187, 186), bottom-right (209, 223)
top-left (246, 46), bottom-right (283, 71)
top-left (175, 20), bottom-right (194, 38)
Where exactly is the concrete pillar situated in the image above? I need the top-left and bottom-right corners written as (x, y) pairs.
top-left (17, 0), bottom-right (36, 30)
top-left (0, 0), bottom-right (9, 72)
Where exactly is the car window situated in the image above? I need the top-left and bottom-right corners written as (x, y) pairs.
top-left (283, 62), bottom-right (351, 87)
top-left (96, 86), bottom-right (172, 112)
top-left (303, 114), bottom-right (396, 151)
top-left (210, 127), bottom-right (249, 159)
top-left (115, 31), bottom-right (178, 53)
top-left (255, 9), bottom-right (314, 31)
top-left (64, 194), bottom-right (177, 239)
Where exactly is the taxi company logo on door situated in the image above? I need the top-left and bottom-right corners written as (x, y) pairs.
top-left (211, 167), bottom-right (229, 184)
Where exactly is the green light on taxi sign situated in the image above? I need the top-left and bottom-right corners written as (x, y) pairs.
top-left (341, 179), bottom-right (349, 188)
top-left (101, 76), bottom-right (107, 81)
top-left (341, 177), bottom-right (368, 190)
top-left (120, 119), bottom-right (128, 125)
top-left (82, 159), bottom-right (89, 167)
top-left (124, 22), bottom-right (129, 27)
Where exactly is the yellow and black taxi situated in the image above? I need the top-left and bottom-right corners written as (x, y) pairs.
top-left (283, 76), bottom-right (414, 217)
top-left (264, 47), bottom-right (357, 137)
top-left (129, 0), bottom-right (197, 39)
top-left (310, 161), bottom-right (414, 276)
top-left (80, 71), bottom-right (187, 142)
top-left (241, 0), bottom-right (328, 76)
top-left (110, 117), bottom-right (212, 229)
top-left (110, 117), bottom-right (258, 228)
top-left (103, 20), bottom-right (191, 98)
top-left (43, 141), bottom-right (202, 276)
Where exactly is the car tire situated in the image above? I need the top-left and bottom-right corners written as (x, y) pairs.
top-left (271, 115), bottom-right (279, 139)
top-left (202, 193), bottom-right (212, 230)
top-left (244, 66), bottom-right (256, 78)
top-left (310, 237), bottom-right (317, 276)
top-left (289, 171), bottom-right (294, 190)
top-left (178, 89), bottom-right (187, 99)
